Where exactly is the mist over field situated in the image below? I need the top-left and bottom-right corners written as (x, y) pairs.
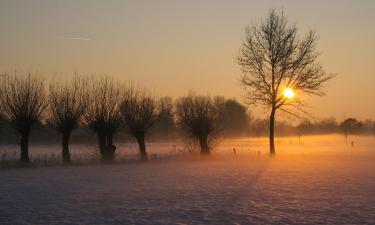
top-left (1, 134), bottom-right (374, 162)
top-left (1, 135), bottom-right (375, 224)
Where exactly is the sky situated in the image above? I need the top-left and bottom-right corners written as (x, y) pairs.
top-left (0, 0), bottom-right (374, 121)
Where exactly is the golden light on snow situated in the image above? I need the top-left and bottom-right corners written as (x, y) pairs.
top-left (283, 88), bottom-right (295, 99)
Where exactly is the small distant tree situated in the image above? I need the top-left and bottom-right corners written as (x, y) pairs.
top-left (175, 95), bottom-right (223, 155)
top-left (82, 76), bottom-right (123, 162)
top-left (340, 118), bottom-right (362, 142)
top-left (237, 9), bottom-right (333, 155)
top-left (0, 73), bottom-right (46, 163)
top-left (220, 99), bottom-right (251, 137)
top-left (47, 76), bottom-right (88, 163)
top-left (121, 89), bottom-right (158, 161)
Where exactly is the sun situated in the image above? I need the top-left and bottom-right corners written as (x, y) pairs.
top-left (283, 88), bottom-right (295, 99)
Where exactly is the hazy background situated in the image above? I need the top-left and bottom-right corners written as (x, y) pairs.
top-left (0, 0), bottom-right (374, 120)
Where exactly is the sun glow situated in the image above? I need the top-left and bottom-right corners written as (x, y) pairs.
top-left (283, 88), bottom-right (295, 99)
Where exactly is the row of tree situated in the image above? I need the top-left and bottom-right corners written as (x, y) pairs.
top-left (0, 74), bottom-right (251, 163)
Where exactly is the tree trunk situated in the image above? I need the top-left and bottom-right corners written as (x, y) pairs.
top-left (62, 131), bottom-right (71, 164)
top-left (135, 133), bottom-right (148, 161)
top-left (269, 108), bottom-right (276, 156)
top-left (344, 128), bottom-right (348, 143)
top-left (20, 130), bottom-right (30, 163)
top-left (199, 135), bottom-right (210, 155)
top-left (104, 132), bottom-right (116, 162)
top-left (97, 131), bottom-right (107, 161)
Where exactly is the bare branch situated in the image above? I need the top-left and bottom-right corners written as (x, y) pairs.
top-left (47, 75), bottom-right (88, 133)
top-left (0, 73), bottom-right (46, 133)
top-left (0, 72), bottom-right (47, 162)
top-left (237, 9), bottom-right (333, 113)
top-left (175, 95), bottom-right (223, 155)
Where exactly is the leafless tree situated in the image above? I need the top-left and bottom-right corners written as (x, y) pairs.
top-left (0, 73), bottom-right (46, 163)
top-left (82, 76), bottom-right (123, 162)
top-left (175, 95), bottom-right (223, 155)
top-left (237, 9), bottom-right (333, 155)
top-left (47, 76), bottom-right (88, 163)
top-left (121, 88), bottom-right (158, 161)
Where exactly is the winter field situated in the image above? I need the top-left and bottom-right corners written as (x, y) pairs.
top-left (1, 134), bottom-right (375, 224)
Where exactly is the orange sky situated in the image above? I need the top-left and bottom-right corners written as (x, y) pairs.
top-left (0, 0), bottom-right (374, 121)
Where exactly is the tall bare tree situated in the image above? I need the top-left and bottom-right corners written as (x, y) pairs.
top-left (121, 88), bottom-right (158, 161)
top-left (82, 76), bottom-right (123, 162)
top-left (47, 76), bottom-right (88, 163)
top-left (175, 95), bottom-right (223, 155)
top-left (237, 9), bottom-right (333, 155)
top-left (0, 73), bottom-right (46, 162)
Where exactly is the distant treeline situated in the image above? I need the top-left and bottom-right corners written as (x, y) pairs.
top-left (1, 106), bottom-right (373, 145)
top-left (250, 117), bottom-right (375, 138)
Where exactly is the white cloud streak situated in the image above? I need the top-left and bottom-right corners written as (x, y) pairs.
top-left (60, 37), bottom-right (91, 41)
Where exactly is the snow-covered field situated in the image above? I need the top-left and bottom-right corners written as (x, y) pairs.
top-left (1, 135), bottom-right (375, 224)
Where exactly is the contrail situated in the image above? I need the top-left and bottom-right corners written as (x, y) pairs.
top-left (60, 37), bottom-right (91, 41)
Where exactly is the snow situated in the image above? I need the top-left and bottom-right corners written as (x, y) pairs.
top-left (1, 135), bottom-right (375, 224)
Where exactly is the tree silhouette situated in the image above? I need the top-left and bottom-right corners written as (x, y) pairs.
top-left (340, 118), bottom-right (362, 142)
top-left (47, 76), bottom-right (88, 163)
top-left (175, 95), bottom-right (223, 155)
top-left (0, 73), bottom-right (46, 163)
top-left (121, 88), bottom-right (158, 161)
top-left (82, 76), bottom-right (123, 162)
top-left (237, 9), bottom-right (333, 155)
top-left (220, 99), bottom-right (251, 137)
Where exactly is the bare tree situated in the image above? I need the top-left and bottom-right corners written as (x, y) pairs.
top-left (82, 76), bottom-right (123, 162)
top-left (121, 88), bottom-right (158, 161)
top-left (0, 73), bottom-right (46, 163)
top-left (175, 95), bottom-right (223, 155)
top-left (47, 76), bottom-right (88, 163)
top-left (237, 9), bottom-right (333, 155)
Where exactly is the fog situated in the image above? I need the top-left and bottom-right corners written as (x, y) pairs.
top-left (1, 135), bottom-right (375, 224)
